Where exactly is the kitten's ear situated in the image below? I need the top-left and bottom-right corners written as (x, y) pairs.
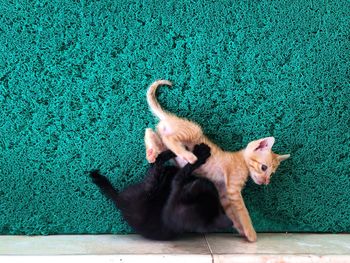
top-left (247, 137), bottom-right (275, 152)
top-left (277, 154), bottom-right (290, 161)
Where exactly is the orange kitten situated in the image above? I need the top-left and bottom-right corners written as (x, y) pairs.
top-left (145, 80), bottom-right (290, 242)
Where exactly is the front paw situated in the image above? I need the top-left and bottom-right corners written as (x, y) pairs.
top-left (182, 151), bottom-right (198, 164)
top-left (233, 222), bottom-right (244, 236)
top-left (193, 143), bottom-right (211, 165)
top-left (155, 150), bottom-right (176, 165)
top-left (244, 228), bottom-right (257, 242)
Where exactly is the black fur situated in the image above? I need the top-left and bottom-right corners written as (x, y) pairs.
top-left (90, 144), bottom-right (231, 240)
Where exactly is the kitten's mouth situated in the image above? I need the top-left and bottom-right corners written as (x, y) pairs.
top-left (251, 175), bottom-right (262, 185)
top-left (252, 175), bottom-right (270, 185)
top-left (255, 179), bottom-right (264, 185)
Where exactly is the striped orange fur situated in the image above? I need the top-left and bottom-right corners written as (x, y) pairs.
top-left (144, 80), bottom-right (290, 242)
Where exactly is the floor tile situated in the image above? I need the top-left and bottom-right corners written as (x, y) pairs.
top-left (0, 234), bottom-right (210, 256)
top-left (2, 233), bottom-right (350, 263)
top-left (0, 255), bottom-right (212, 263)
top-left (212, 254), bottom-right (350, 263)
top-left (206, 233), bottom-right (350, 255)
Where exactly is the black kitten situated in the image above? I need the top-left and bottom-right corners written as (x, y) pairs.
top-left (90, 143), bottom-right (231, 240)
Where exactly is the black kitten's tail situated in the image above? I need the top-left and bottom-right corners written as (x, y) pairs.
top-left (90, 170), bottom-right (120, 206)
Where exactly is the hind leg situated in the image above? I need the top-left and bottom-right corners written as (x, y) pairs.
top-left (145, 128), bottom-right (166, 163)
top-left (157, 119), bottom-right (203, 164)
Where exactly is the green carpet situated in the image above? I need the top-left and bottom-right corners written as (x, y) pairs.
top-left (0, 0), bottom-right (349, 235)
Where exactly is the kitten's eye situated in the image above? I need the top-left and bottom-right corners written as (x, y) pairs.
top-left (261, 165), bottom-right (268, 171)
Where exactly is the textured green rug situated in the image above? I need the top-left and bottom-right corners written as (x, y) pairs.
top-left (0, 0), bottom-right (349, 235)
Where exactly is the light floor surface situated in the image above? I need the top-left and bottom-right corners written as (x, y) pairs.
top-left (1, 233), bottom-right (350, 263)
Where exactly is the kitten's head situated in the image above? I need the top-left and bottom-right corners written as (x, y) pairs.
top-left (243, 137), bottom-right (290, 185)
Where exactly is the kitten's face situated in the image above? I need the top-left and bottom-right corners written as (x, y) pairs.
top-left (244, 137), bottom-right (290, 185)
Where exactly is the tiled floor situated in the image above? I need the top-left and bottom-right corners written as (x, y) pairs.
top-left (1, 233), bottom-right (350, 262)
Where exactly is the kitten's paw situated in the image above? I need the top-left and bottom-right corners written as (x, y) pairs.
top-left (193, 143), bottom-right (210, 156)
top-left (146, 148), bottom-right (158, 163)
top-left (182, 152), bottom-right (198, 164)
top-left (233, 223), bottom-right (244, 236)
top-left (244, 228), bottom-right (257, 242)
top-left (192, 144), bottom-right (211, 166)
top-left (145, 128), bottom-right (164, 163)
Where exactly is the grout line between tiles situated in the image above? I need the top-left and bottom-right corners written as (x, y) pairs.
top-left (204, 234), bottom-right (214, 263)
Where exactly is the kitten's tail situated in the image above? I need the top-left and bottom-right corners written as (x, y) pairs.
top-left (90, 170), bottom-right (120, 207)
top-left (147, 80), bottom-right (173, 120)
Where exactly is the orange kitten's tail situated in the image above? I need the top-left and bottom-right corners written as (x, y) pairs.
top-left (147, 80), bottom-right (173, 120)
